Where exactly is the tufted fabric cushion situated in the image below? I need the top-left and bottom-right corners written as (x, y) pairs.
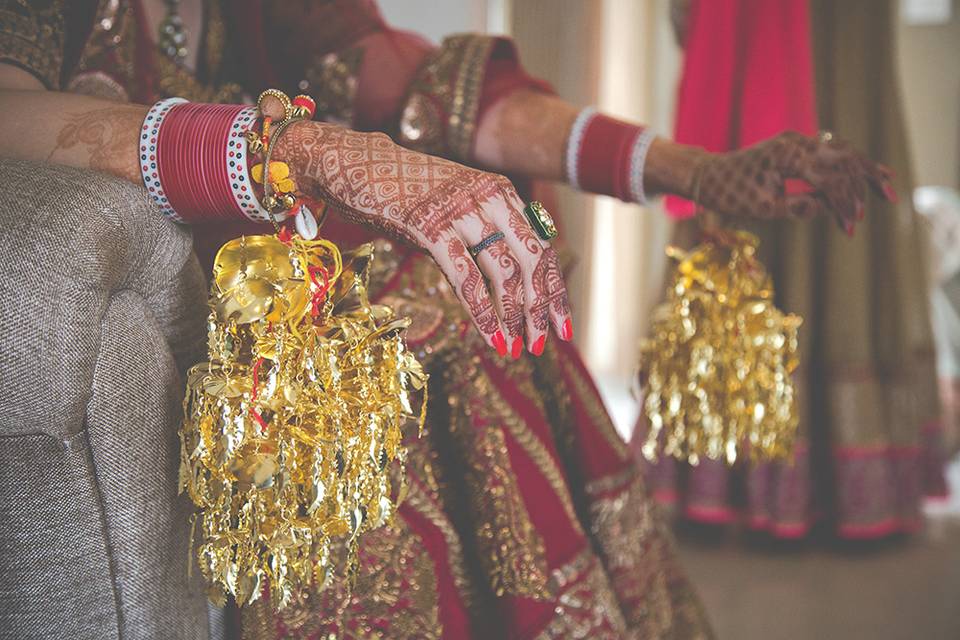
top-left (0, 159), bottom-right (212, 639)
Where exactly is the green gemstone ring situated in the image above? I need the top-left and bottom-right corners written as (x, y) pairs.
top-left (523, 201), bottom-right (558, 241)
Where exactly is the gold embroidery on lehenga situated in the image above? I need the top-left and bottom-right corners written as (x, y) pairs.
top-left (265, 518), bottom-right (441, 640)
top-left (402, 470), bottom-right (478, 609)
top-left (557, 355), bottom-right (631, 457)
top-left (304, 46), bottom-right (364, 126)
top-left (589, 471), bottom-right (675, 635)
top-left (451, 381), bottom-right (550, 598)
top-left (534, 550), bottom-right (629, 640)
top-left (0, 0), bottom-right (65, 88)
top-left (585, 465), bottom-right (636, 497)
top-left (537, 344), bottom-right (714, 638)
top-left (240, 598), bottom-right (275, 640)
top-left (492, 386), bottom-right (583, 530)
top-left (483, 356), bottom-right (585, 532)
top-left (398, 35), bottom-right (496, 161)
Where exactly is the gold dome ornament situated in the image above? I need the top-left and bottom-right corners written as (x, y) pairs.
top-left (178, 232), bottom-right (427, 609)
top-left (637, 230), bottom-right (802, 466)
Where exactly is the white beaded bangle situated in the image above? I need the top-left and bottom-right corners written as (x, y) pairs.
top-left (628, 127), bottom-right (657, 205)
top-left (226, 106), bottom-right (274, 224)
top-left (564, 106), bottom-right (597, 190)
top-left (140, 97), bottom-right (187, 222)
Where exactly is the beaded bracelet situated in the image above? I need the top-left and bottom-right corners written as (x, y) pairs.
top-left (246, 90), bottom-right (323, 238)
top-left (564, 106), bottom-right (657, 205)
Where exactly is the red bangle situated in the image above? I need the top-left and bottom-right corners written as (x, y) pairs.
top-left (565, 109), bottom-right (655, 204)
top-left (576, 114), bottom-right (640, 201)
top-left (141, 99), bottom-right (273, 224)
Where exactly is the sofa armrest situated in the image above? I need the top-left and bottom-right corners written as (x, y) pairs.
top-left (0, 159), bottom-right (207, 440)
top-left (0, 159), bottom-right (212, 639)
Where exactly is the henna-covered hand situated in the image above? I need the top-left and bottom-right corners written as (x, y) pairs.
top-left (274, 120), bottom-right (572, 356)
top-left (696, 131), bottom-right (897, 233)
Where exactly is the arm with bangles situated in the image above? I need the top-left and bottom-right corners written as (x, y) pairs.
top-left (472, 88), bottom-right (897, 231)
top-left (276, 14), bottom-right (895, 233)
top-left (0, 64), bottom-right (570, 357)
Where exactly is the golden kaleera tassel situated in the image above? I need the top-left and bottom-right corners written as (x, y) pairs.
top-left (178, 232), bottom-right (427, 609)
top-left (638, 229), bottom-right (801, 466)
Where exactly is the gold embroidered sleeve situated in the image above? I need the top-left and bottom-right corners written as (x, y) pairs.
top-left (0, 0), bottom-right (66, 88)
top-left (397, 34), bottom-right (498, 162)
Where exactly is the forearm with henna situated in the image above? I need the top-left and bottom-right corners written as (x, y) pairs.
top-left (0, 86), bottom-right (145, 184)
top-left (49, 107), bottom-right (144, 183)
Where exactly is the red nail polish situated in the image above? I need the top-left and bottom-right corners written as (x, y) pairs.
top-left (883, 183), bottom-right (899, 203)
top-left (492, 330), bottom-right (507, 357)
top-left (845, 221), bottom-right (855, 238)
top-left (511, 336), bottom-right (523, 359)
top-left (561, 318), bottom-right (574, 341)
top-left (531, 335), bottom-right (546, 356)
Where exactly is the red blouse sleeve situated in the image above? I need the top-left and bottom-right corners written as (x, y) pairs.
top-left (232, 0), bottom-right (550, 162)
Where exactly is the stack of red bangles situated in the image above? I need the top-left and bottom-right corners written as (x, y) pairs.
top-left (140, 90), bottom-right (319, 233)
top-left (564, 106), bottom-right (657, 205)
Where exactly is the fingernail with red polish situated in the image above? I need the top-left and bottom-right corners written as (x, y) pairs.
top-left (511, 336), bottom-right (523, 359)
top-left (882, 183), bottom-right (899, 203)
top-left (531, 335), bottom-right (546, 356)
top-left (561, 318), bottom-right (574, 342)
top-left (492, 330), bottom-right (507, 357)
top-left (845, 221), bottom-right (855, 238)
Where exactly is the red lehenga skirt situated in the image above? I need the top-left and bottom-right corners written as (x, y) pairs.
top-left (204, 220), bottom-right (714, 639)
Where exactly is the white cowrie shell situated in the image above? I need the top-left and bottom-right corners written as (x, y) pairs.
top-left (295, 204), bottom-right (319, 240)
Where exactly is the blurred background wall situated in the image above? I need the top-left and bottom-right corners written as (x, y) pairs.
top-left (898, 1), bottom-right (960, 191)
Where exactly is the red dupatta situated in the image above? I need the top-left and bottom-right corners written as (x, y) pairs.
top-left (666, 0), bottom-right (817, 218)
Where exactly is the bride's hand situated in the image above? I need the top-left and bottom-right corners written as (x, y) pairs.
top-left (696, 131), bottom-right (897, 234)
top-left (275, 121), bottom-right (571, 357)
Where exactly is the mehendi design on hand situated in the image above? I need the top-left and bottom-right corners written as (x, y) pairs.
top-left (530, 249), bottom-right (570, 332)
top-left (275, 122), bottom-right (509, 244)
top-left (274, 120), bottom-right (574, 352)
top-left (481, 221), bottom-right (525, 339)
top-left (447, 236), bottom-right (499, 335)
top-left (698, 131), bottom-right (894, 232)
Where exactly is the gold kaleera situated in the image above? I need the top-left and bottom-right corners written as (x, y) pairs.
top-left (638, 230), bottom-right (802, 466)
top-left (178, 233), bottom-right (427, 610)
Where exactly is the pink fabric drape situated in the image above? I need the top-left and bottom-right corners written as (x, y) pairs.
top-left (666, 0), bottom-right (817, 218)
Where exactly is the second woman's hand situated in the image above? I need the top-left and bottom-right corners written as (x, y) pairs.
top-left (273, 120), bottom-right (572, 357)
top-left (689, 131), bottom-right (897, 233)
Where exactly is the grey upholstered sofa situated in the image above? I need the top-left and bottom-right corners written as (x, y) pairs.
top-left (0, 159), bottom-right (221, 639)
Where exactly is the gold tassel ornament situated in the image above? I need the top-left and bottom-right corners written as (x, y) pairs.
top-left (638, 229), bottom-right (801, 466)
top-left (178, 232), bottom-right (427, 609)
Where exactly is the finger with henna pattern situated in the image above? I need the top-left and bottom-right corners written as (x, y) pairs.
top-left (454, 214), bottom-right (525, 357)
top-left (533, 247), bottom-right (573, 346)
top-left (863, 159), bottom-right (897, 203)
top-left (434, 235), bottom-right (506, 354)
top-left (774, 193), bottom-right (827, 220)
top-left (481, 190), bottom-right (570, 353)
